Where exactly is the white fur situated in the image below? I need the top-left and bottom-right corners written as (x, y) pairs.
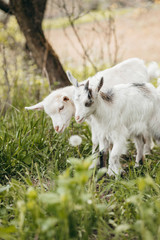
top-left (72, 80), bottom-right (160, 176)
top-left (25, 86), bottom-right (75, 133)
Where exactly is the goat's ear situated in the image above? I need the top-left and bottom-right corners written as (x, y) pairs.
top-left (25, 101), bottom-right (44, 111)
top-left (63, 96), bottom-right (69, 102)
top-left (85, 80), bottom-right (89, 91)
top-left (66, 71), bottom-right (79, 87)
top-left (97, 77), bottom-right (104, 92)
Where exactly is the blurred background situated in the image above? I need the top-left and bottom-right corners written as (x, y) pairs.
top-left (44, 0), bottom-right (160, 67)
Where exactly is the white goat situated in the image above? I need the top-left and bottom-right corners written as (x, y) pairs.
top-left (69, 77), bottom-right (160, 176)
top-left (25, 86), bottom-right (75, 133)
top-left (25, 58), bottom-right (159, 167)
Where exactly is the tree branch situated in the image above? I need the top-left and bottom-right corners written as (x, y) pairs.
top-left (0, 0), bottom-right (12, 15)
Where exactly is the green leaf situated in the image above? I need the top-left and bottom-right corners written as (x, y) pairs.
top-left (116, 223), bottom-right (130, 233)
top-left (0, 226), bottom-right (16, 240)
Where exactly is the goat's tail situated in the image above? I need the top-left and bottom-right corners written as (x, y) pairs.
top-left (147, 61), bottom-right (160, 80)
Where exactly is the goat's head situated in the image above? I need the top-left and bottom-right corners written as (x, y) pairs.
top-left (25, 88), bottom-right (75, 133)
top-left (67, 70), bottom-right (104, 123)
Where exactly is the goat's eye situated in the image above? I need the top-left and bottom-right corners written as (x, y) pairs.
top-left (85, 101), bottom-right (93, 107)
top-left (59, 106), bottom-right (64, 111)
top-left (63, 96), bottom-right (69, 102)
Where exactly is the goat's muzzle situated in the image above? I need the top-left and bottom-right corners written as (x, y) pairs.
top-left (76, 116), bottom-right (80, 121)
top-left (76, 116), bottom-right (84, 123)
top-left (55, 126), bottom-right (59, 132)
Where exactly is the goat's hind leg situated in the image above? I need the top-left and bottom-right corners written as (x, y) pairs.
top-left (143, 135), bottom-right (154, 155)
top-left (134, 135), bottom-right (145, 167)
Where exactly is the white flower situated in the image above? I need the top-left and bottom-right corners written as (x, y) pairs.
top-left (69, 135), bottom-right (82, 147)
top-left (87, 199), bottom-right (92, 205)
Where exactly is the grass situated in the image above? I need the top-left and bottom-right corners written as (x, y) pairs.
top-left (0, 105), bottom-right (160, 239)
top-left (0, 108), bottom-right (92, 183)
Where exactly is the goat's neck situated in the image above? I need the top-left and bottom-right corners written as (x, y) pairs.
top-left (93, 96), bottom-right (111, 123)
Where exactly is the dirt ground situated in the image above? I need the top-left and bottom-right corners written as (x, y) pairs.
top-left (45, 5), bottom-right (160, 68)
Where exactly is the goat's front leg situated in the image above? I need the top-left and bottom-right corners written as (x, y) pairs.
top-left (92, 136), bottom-right (99, 154)
top-left (134, 135), bottom-right (145, 167)
top-left (99, 137), bottom-right (109, 168)
top-left (89, 128), bottom-right (100, 169)
top-left (99, 150), bottom-right (105, 168)
top-left (108, 140), bottom-right (126, 176)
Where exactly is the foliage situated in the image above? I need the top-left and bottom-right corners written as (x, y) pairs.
top-left (0, 16), bottom-right (51, 113)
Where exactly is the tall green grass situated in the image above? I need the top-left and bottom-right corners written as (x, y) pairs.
top-left (0, 103), bottom-right (160, 239)
top-left (0, 108), bottom-right (92, 184)
top-left (0, 136), bottom-right (160, 239)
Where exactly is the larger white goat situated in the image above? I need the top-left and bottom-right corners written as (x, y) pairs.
top-left (70, 77), bottom-right (160, 176)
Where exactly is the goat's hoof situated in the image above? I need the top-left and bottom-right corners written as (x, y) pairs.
top-left (143, 149), bottom-right (151, 155)
top-left (134, 159), bottom-right (144, 168)
top-left (139, 159), bottom-right (144, 165)
top-left (107, 169), bottom-right (115, 177)
top-left (120, 170), bottom-right (126, 178)
top-left (134, 163), bottom-right (140, 168)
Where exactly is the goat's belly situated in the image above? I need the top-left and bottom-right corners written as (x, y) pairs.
top-left (128, 122), bottom-right (148, 137)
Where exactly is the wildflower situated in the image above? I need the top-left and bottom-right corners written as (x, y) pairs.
top-left (17, 200), bottom-right (25, 209)
top-left (69, 135), bottom-right (82, 147)
top-left (87, 199), bottom-right (92, 205)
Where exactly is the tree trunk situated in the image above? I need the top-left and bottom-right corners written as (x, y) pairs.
top-left (9, 0), bottom-right (70, 89)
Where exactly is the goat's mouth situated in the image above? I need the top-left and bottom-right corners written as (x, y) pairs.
top-left (76, 117), bottom-right (85, 124)
top-left (55, 125), bottom-right (65, 133)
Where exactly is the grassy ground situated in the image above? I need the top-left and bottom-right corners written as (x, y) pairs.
top-left (0, 97), bottom-right (160, 240)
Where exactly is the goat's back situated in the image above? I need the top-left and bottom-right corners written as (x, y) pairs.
top-left (97, 83), bottom-right (157, 137)
top-left (86, 58), bottom-right (149, 91)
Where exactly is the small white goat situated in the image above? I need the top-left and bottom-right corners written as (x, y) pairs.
top-left (69, 77), bottom-right (160, 176)
top-left (25, 58), bottom-right (159, 167)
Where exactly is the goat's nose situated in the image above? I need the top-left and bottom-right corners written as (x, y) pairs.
top-left (55, 126), bottom-right (59, 132)
top-left (76, 116), bottom-right (80, 121)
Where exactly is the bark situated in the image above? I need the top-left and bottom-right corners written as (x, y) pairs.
top-left (8, 0), bottom-right (70, 89)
